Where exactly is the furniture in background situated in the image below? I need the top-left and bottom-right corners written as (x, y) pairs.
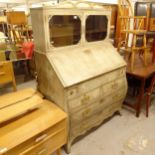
top-left (145, 74), bottom-right (155, 117)
top-left (0, 42), bottom-right (34, 79)
top-left (117, 0), bottom-right (149, 70)
top-left (0, 88), bottom-right (67, 155)
top-left (115, 0), bottom-right (130, 46)
top-left (0, 61), bottom-right (16, 91)
top-left (135, 2), bottom-right (155, 32)
top-left (6, 11), bottom-right (32, 44)
top-left (124, 53), bottom-right (155, 117)
top-left (118, 17), bottom-right (148, 70)
top-left (0, 16), bottom-right (7, 37)
top-left (152, 38), bottom-right (155, 63)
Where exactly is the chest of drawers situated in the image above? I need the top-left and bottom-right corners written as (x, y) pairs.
top-left (0, 100), bottom-right (67, 155)
top-left (35, 44), bottom-right (127, 153)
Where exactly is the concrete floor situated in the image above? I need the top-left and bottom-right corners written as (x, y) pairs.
top-left (1, 79), bottom-right (155, 155)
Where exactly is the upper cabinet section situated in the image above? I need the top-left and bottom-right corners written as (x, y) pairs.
top-left (30, 1), bottom-right (111, 53)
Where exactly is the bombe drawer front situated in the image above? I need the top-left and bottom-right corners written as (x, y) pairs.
top-left (70, 88), bottom-right (126, 126)
top-left (68, 88), bottom-right (100, 113)
top-left (66, 68), bottom-right (126, 100)
top-left (71, 100), bottom-right (122, 138)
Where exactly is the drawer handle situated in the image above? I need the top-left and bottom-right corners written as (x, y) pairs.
top-left (82, 109), bottom-right (91, 117)
top-left (111, 83), bottom-right (118, 89)
top-left (0, 72), bottom-right (5, 76)
top-left (120, 70), bottom-right (124, 75)
top-left (100, 98), bottom-right (105, 103)
top-left (35, 134), bottom-right (47, 143)
top-left (112, 94), bottom-right (119, 100)
top-left (0, 64), bottom-right (4, 67)
top-left (70, 90), bottom-right (74, 95)
top-left (37, 148), bottom-right (47, 155)
top-left (81, 95), bottom-right (90, 104)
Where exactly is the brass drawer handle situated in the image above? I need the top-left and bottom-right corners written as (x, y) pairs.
top-left (112, 94), bottom-right (119, 100)
top-left (111, 83), bottom-right (118, 89)
top-left (120, 70), bottom-right (124, 75)
top-left (37, 148), bottom-right (47, 155)
top-left (100, 98), bottom-right (105, 103)
top-left (81, 95), bottom-right (90, 104)
top-left (70, 90), bottom-right (74, 95)
top-left (35, 134), bottom-right (47, 143)
top-left (0, 72), bottom-right (5, 76)
top-left (82, 108), bottom-right (91, 118)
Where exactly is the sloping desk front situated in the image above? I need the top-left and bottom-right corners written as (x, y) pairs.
top-left (125, 55), bottom-right (155, 117)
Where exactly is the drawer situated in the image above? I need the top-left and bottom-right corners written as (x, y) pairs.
top-left (101, 77), bottom-right (126, 97)
top-left (80, 68), bottom-right (125, 93)
top-left (0, 62), bottom-right (13, 84)
top-left (68, 88), bottom-right (100, 113)
top-left (19, 128), bottom-right (66, 155)
top-left (0, 62), bottom-right (13, 73)
top-left (7, 120), bottom-right (66, 155)
top-left (70, 89), bottom-right (125, 126)
top-left (71, 100), bottom-right (122, 138)
top-left (99, 89), bottom-right (126, 109)
top-left (66, 68), bottom-right (126, 100)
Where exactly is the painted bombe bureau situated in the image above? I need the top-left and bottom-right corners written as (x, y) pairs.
top-left (30, 1), bottom-right (127, 153)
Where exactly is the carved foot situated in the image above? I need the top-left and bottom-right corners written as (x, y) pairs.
top-left (115, 111), bottom-right (122, 116)
top-left (64, 142), bottom-right (71, 154)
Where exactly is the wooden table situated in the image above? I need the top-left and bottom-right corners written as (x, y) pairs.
top-left (125, 53), bottom-right (155, 117)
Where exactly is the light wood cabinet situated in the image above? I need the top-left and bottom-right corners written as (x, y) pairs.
top-left (0, 100), bottom-right (67, 155)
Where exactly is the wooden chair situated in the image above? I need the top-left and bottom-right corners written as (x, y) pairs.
top-left (6, 11), bottom-right (32, 44)
top-left (117, 0), bottom-right (148, 70)
top-left (0, 61), bottom-right (17, 91)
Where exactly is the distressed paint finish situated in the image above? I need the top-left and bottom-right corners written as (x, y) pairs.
top-left (31, 1), bottom-right (128, 153)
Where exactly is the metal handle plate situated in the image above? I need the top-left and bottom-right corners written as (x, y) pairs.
top-left (35, 134), bottom-right (47, 143)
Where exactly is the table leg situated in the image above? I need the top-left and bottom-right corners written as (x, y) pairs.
top-left (56, 148), bottom-right (61, 155)
top-left (136, 78), bottom-right (145, 117)
top-left (152, 39), bottom-right (155, 63)
top-left (23, 60), bottom-right (30, 80)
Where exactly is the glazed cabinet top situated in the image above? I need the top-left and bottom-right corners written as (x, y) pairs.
top-left (30, 1), bottom-right (112, 53)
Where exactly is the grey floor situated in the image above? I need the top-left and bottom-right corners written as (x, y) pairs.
top-left (1, 79), bottom-right (155, 155)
